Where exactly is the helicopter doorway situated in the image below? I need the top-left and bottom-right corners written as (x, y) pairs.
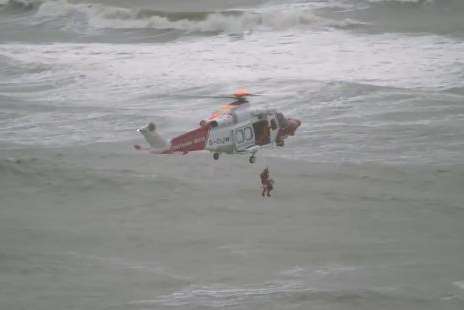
top-left (253, 120), bottom-right (270, 146)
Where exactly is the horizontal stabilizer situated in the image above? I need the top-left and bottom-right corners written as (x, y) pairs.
top-left (137, 122), bottom-right (168, 149)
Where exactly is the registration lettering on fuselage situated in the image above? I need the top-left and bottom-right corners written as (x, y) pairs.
top-left (208, 136), bottom-right (230, 146)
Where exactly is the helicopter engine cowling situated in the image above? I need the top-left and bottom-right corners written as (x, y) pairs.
top-left (208, 113), bottom-right (235, 128)
top-left (233, 108), bottom-right (252, 124)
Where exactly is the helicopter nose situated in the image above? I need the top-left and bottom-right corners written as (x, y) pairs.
top-left (286, 118), bottom-right (301, 136)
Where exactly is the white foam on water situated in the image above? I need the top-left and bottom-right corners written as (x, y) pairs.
top-left (29, 0), bottom-right (365, 34)
top-left (453, 281), bottom-right (464, 290)
top-left (367, 0), bottom-right (434, 3)
top-left (129, 280), bottom-right (310, 307)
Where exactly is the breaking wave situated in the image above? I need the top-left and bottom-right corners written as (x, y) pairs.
top-left (366, 0), bottom-right (433, 3)
top-left (4, 0), bottom-right (366, 35)
top-left (0, 54), bottom-right (51, 78)
top-left (0, 0), bottom-right (40, 11)
top-left (129, 282), bottom-right (409, 308)
top-left (2, 0), bottom-right (464, 39)
top-left (365, 0), bottom-right (464, 9)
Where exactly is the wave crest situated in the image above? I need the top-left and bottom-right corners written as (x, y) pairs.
top-left (366, 0), bottom-right (464, 9)
top-left (367, 0), bottom-right (433, 3)
top-left (0, 0), bottom-right (41, 12)
top-left (30, 0), bottom-right (365, 34)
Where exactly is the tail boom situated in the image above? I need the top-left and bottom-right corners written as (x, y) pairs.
top-left (137, 122), bottom-right (210, 155)
top-left (164, 126), bottom-right (209, 154)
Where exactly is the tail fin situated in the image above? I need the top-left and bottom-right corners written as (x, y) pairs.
top-left (137, 122), bottom-right (168, 149)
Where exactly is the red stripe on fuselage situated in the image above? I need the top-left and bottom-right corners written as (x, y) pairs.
top-left (162, 126), bottom-right (210, 154)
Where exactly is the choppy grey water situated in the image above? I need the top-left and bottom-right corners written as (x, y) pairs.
top-left (1, 0), bottom-right (464, 309)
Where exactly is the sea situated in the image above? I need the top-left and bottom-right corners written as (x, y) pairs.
top-left (1, 0), bottom-right (464, 309)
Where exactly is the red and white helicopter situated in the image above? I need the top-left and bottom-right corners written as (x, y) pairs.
top-left (134, 89), bottom-right (301, 163)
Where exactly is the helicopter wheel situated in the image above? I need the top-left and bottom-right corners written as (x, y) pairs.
top-left (249, 156), bottom-right (256, 164)
top-left (213, 153), bottom-right (220, 160)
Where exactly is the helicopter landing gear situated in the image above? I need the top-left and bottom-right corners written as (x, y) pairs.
top-left (249, 151), bottom-right (257, 164)
top-left (213, 152), bottom-right (220, 160)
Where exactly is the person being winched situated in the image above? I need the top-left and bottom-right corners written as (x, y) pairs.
top-left (260, 168), bottom-right (274, 197)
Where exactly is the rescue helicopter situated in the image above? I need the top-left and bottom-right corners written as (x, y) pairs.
top-left (134, 89), bottom-right (301, 164)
